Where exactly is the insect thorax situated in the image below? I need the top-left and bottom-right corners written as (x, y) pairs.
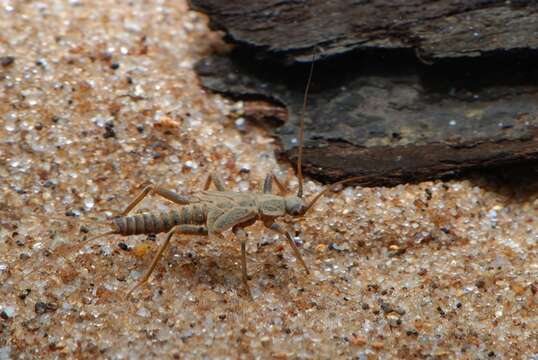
top-left (259, 194), bottom-right (286, 217)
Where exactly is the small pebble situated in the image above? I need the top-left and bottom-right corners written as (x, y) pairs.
top-left (0, 56), bottom-right (15, 67)
top-left (0, 307), bottom-right (15, 319)
top-left (34, 302), bottom-right (58, 314)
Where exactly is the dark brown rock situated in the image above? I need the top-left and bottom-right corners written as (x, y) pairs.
top-left (189, 0), bottom-right (538, 63)
top-left (195, 52), bottom-right (538, 186)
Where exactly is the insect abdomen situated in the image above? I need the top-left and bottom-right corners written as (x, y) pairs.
top-left (114, 204), bottom-right (206, 235)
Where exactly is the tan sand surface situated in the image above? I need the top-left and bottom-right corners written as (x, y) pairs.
top-left (0, 1), bottom-right (536, 358)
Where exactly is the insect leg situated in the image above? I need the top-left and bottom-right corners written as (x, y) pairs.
top-left (211, 207), bottom-right (257, 233)
top-left (272, 174), bottom-right (287, 195)
top-left (203, 173), bottom-right (226, 191)
top-left (120, 185), bottom-right (153, 216)
top-left (120, 185), bottom-right (191, 216)
top-left (263, 173), bottom-right (289, 194)
top-left (127, 224), bottom-right (208, 296)
top-left (266, 222), bottom-right (310, 274)
top-left (233, 226), bottom-right (252, 299)
top-left (263, 174), bottom-right (272, 193)
top-left (153, 187), bottom-right (191, 206)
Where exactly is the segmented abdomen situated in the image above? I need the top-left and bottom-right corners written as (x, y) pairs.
top-left (114, 204), bottom-right (206, 235)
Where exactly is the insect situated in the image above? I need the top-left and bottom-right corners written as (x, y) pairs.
top-left (88, 58), bottom-right (360, 298)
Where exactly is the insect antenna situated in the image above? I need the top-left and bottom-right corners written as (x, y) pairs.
top-left (297, 53), bottom-right (316, 198)
top-left (300, 176), bottom-right (364, 216)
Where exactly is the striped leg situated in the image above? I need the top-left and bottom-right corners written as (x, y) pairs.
top-left (263, 173), bottom-right (287, 195)
top-left (272, 174), bottom-right (287, 195)
top-left (203, 173), bottom-right (226, 191)
top-left (120, 184), bottom-right (191, 216)
top-left (233, 226), bottom-right (252, 299)
top-left (263, 174), bottom-right (272, 193)
top-left (265, 222), bottom-right (309, 274)
top-left (127, 224), bottom-right (208, 296)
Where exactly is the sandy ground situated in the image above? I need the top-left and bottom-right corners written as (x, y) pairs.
top-left (0, 1), bottom-right (537, 359)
